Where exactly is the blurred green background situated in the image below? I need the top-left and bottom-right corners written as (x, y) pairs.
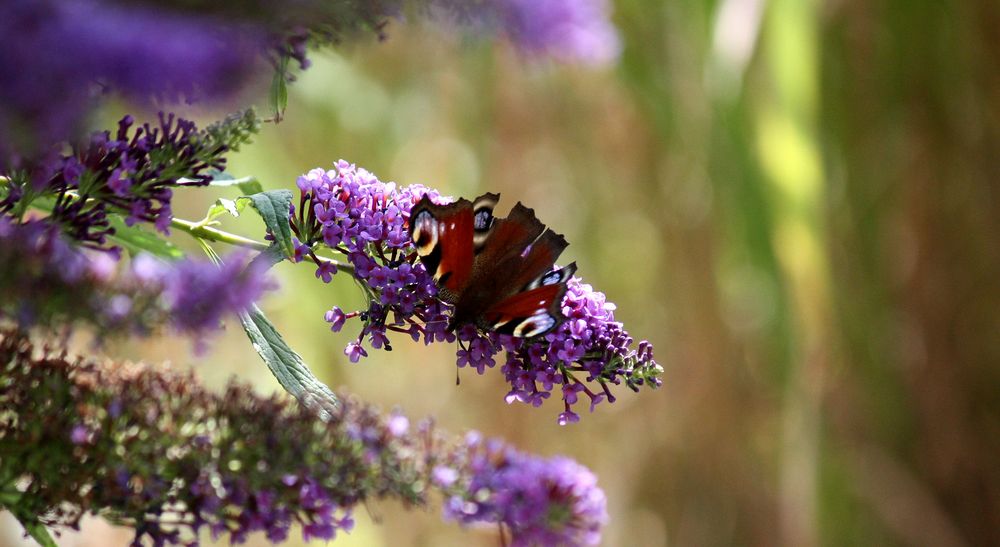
top-left (5, 0), bottom-right (999, 545)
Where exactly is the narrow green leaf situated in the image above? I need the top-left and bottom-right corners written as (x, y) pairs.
top-left (239, 303), bottom-right (339, 412)
top-left (269, 58), bottom-right (289, 122)
top-left (107, 215), bottom-right (184, 260)
top-left (245, 190), bottom-right (294, 258)
top-left (20, 520), bottom-right (58, 547)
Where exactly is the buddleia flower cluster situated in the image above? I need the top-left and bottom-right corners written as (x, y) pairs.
top-left (0, 110), bottom-right (258, 249)
top-left (0, 329), bottom-right (608, 545)
top-left (0, 218), bottom-right (273, 345)
top-left (426, 0), bottom-right (621, 65)
top-left (433, 431), bottom-right (607, 546)
top-left (289, 160), bottom-right (662, 423)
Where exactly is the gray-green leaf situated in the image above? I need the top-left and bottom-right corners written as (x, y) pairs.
top-left (269, 59), bottom-right (289, 122)
top-left (106, 215), bottom-right (184, 260)
top-left (244, 190), bottom-right (295, 258)
top-left (239, 304), bottom-right (339, 415)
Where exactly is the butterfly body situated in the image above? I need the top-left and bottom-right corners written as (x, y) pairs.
top-left (409, 193), bottom-right (576, 338)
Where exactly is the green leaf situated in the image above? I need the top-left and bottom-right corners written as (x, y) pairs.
top-left (106, 215), bottom-right (184, 260)
top-left (269, 58), bottom-right (289, 122)
top-left (204, 197), bottom-right (250, 223)
top-left (20, 520), bottom-right (58, 547)
top-left (236, 179), bottom-right (264, 196)
top-left (245, 190), bottom-right (294, 258)
top-left (239, 303), bottom-right (339, 411)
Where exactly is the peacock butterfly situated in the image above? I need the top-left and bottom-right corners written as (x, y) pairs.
top-left (408, 193), bottom-right (576, 338)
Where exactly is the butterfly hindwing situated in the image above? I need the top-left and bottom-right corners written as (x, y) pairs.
top-left (505, 228), bottom-right (569, 292)
top-left (485, 263), bottom-right (578, 338)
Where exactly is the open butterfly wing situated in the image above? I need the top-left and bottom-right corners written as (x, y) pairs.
top-left (483, 262), bottom-right (577, 338)
top-left (474, 203), bottom-right (545, 267)
top-left (410, 193), bottom-right (578, 338)
top-left (484, 283), bottom-right (567, 338)
top-left (503, 228), bottom-right (569, 292)
top-left (409, 195), bottom-right (474, 300)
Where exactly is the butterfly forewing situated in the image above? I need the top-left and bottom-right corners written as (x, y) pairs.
top-left (474, 203), bottom-right (545, 268)
top-left (409, 196), bottom-right (475, 298)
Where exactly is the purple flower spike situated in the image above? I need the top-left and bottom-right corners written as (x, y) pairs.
top-left (290, 160), bottom-right (661, 422)
top-left (161, 252), bottom-right (274, 342)
top-left (0, 0), bottom-right (262, 168)
top-left (288, 161), bottom-right (450, 363)
top-left (439, 434), bottom-right (607, 546)
top-left (0, 221), bottom-right (274, 346)
top-left (427, 0), bottom-right (621, 66)
top-left (12, 111), bottom-right (257, 249)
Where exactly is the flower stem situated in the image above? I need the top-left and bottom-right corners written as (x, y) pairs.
top-left (170, 216), bottom-right (353, 273)
top-left (170, 217), bottom-right (271, 250)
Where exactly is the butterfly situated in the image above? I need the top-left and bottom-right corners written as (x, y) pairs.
top-left (408, 193), bottom-right (576, 338)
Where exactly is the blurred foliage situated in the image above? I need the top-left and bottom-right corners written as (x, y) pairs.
top-left (8, 0), bottom-right (998, 545)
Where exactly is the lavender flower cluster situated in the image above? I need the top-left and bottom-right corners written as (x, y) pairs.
top-left (0, 329), bottom-right (421, 545)
top-left (427, 0), bottom-right (622, 65)
top-left (472, 281), bottom-right (662, 426)
top-left (0, 329), bottom-right (608, 545)
top-left (0, 218), bottom-right (272, 344)
top-left (2, 111), bottom-right (257, 248)
top-left (291, 161), bottom-right (454, 362)
top-left (0, 0), bottom-right (262, 169)
top-left (434, 432), bottom-right (607, 546)
top-left (290, 161), bottom-right (662, 423)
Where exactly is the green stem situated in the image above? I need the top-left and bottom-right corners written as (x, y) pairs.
top-left (170, 217), bottom-right (353, 274)
top-left (171, 217), bottom-right (271, 251)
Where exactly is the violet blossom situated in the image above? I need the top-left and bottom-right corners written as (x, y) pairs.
top-left (0, 218), bottom-right (273, 343)
top-left (289, 160), bottom-right (662, 423)
top-left (0, 0), bottom-right (262, 169)
top-left (427, 0), bottom-right (622, 65)
top-left (436, 432), bottom-right (607, 546)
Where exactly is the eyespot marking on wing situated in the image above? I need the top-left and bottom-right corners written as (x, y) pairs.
top-left (472, 193), bottom-right (499, 251)
top-left (412, 210), bottom-right (438, 257)
top-left (525, 262), bottom-right (577, 291)
top-left (511, 310), bottom-right (557, 338)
